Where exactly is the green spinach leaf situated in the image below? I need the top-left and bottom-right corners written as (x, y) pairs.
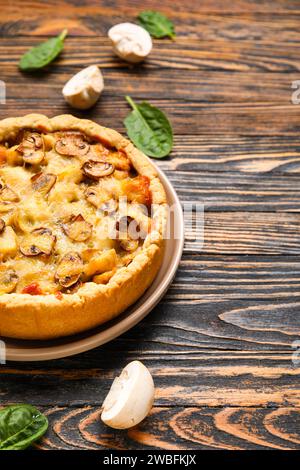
top-left (124, 95), bottom-right (173, 159)
top-left (138, 11), bottom-right (175, 39)
top-left (19, 29), bottom-right (68, 72)
top-left (0, 404), bottom-right (48, 450)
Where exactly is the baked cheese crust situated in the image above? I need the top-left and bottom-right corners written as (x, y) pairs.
top-left (0, 114), bottom-right (166, 339)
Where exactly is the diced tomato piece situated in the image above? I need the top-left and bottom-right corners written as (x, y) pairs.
top-left (55, 291), bottom-right (63, 300)
top-left (21, 282), bottom-right (42, 295)
top-left (122, 175), bottom-right (152, 207)
top-left (0, 145), bottom-right (7, 164)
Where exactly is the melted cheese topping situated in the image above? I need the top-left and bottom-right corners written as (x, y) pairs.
top-left (0, 131), bottom-right (152, 295)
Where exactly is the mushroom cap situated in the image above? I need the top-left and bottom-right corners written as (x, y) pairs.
top-left (31, 172), bottom-right (57, 195)
top-left (101, 360), bottom-right (155, 429)
top-left (0, 266), bottom-right (18, 294)
top-left (82, 159), bottom-right (115, 179)
top-left (62, 214), bottom-right (93, 242)
top-left (63, 65), bottom-right (104, 110)
top-left (20, 227), bottom-right (56, 257)
top-left (55, 252), bottom-right (83, 288)
top-left (17, 132), bottom-right (45, 165)
top-left (108, 22), bottom-right (152, 64)
top-left (55, 133), bottom-right (90, 157)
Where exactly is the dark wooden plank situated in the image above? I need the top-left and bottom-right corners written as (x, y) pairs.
top-left (2, 62), bottom-right (300, 135)
top-left (2, 98), bottom-right (300, 136)
top-left (2, 37), bottom-right (300, 72)
top-left (169, 255), bottom-right (300, 301)
top-left (25, 406), bottom-right (299, 450)
top-left (161, 136), bottom-right (300, 176)
top-left (2, 43), bottom-right (300, 137)
top-left (164, 171), bottom-right (300, 211)
top-left (2, 69), bottom-right (298, 103)
top-left (4, 18), bottom-right (300, 44)
top-left (0, 13), bottom-right (300, 44)
top-left (185, 212), bottom-right (300, 254)
top-left (1, 333), bottom-right (299, 407)
top-left (1, 3), bottom-right (300, 44)
top-left (1, 295), bottom-right (300, 408)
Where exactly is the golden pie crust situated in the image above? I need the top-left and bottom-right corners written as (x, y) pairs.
top-left (0, 114), bottom-right (167, 339)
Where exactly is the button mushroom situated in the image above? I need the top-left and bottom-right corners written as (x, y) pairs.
top-left (82, 160), bottom-right (114, 180)
top-left (62, 214), bottom-right (92, 242)
top-left (20, 227), bottom-right (56, 257)
top-left (108, 23), bottom-right (152, 64)
top-left (0, 183), bottom-right (19, 203)
top-left (55, 133), bottom-right (90, 157)
top-left (63, 65), bottom-right (104, 110)
top-left (0, 183), bottom-right (19, 214)
top-left (101, 361), bottom-right (155, 429)
top-left (119, 239), bottom-right (139, 252)
top-left (84, 187), bottom-right (100, 208)
top-left (31, 172), bottom-right (57, 196)
top-left (17, 132), bottom-right (45, 165)
top-left (0, 218), bottom-right (5, 233)
top-left (55, 252), bottom-right (83, 288)
top-left (0, 267), bottom-right (18, 294)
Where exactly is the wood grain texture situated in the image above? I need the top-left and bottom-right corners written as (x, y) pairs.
top-left (2, 41), bottom-right (300, 135)
top-left (0, 0), bottom-right (299, 451)
top-left (2, 0), bottom-right (300, 41)
top-left (2, 37), bottom-right (300, 72)
top-left (169, 255), bottom-right (300, 301)
top-left (3, 99), bottom-right (300, 136)
top-left (161, 136), bottom-right (300, 176)
top-left (28, 406), bottom-right (299, 450)
top-left (186, 212), bottom-right (300, 254)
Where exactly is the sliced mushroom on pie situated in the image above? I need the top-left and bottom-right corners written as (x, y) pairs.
top-left (55, 132), bottom-right (90, 157)
top-left (0, 182), bottom-right (19, 202)
top-left (55, 251), bottom-right (84, 288)
top-left (82, 159), bottom-right (115, 179)
top-left (0, 266), bottom-right (18, 294)
top-left (31, 172), bottom-right (57, 195)
top-left (62, 214), bottom-right (93, 242)
top-left (20, 227), bottom-right (56, 256)
top-left (17, 132), bottom-right (45, 165)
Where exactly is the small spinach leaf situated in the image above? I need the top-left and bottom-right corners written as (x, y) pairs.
top-left (0, 404), bottom-right (48, 450)
top-left (124, 95), bottom-right (173, 159)
top-left (138, 11), bottom-right (175, 39)
top-left (19, 29), bottom-right (68, 72)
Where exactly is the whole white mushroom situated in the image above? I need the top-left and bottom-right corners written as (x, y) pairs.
top-left (62, 65), bottom-right (104, 110)
top-left (108, 23), bottom-right (152, 64)
top-left (101, 361), bottom-right (155, 429)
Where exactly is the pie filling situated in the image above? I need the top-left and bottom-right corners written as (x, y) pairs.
top-left (0, 130), bottom-right (153, 295)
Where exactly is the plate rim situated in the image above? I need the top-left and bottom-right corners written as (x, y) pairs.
top-left (4, 164), bottom-right (184, 361)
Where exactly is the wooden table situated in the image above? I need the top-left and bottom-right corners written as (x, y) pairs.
top-left (0, 0), bottom-right (300, 450)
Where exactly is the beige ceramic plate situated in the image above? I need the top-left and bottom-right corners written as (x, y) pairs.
top-left (3, 164), bottom-right (184, 361)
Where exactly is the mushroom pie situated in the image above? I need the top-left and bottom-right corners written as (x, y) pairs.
top-left (0, 115), bottom-right (166, 339)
